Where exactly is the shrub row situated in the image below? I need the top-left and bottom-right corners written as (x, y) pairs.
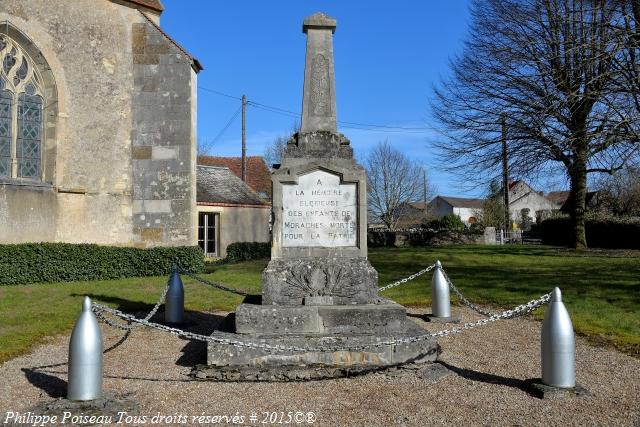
top-left (0, 243), bottom-right (204, 285)
top-left (422, 214), bottom-right (467, 231)
top-left (540, 216), bottom-right (640, 249)
top-left (225, 242), bottom-right (271, 262)
top-left (368, 229), bottom-right (483, 248)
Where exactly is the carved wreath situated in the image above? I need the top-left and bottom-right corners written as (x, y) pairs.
top-left (283, 263), bottom-right (358, 299)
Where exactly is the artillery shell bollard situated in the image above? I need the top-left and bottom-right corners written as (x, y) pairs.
top-left (165, 264), bottom-right (184, 324)
top-left (68, 297), bottom-right (103, 401)
top-left (424, 260), bottom-right (460, 323)
top-left (527, 287), bottom-right (590, 399)
top-left (33, 296), bottom-right (140, 414)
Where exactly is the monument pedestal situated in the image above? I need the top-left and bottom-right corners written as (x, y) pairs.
top-left (202, 308), bottom-right (438, 381)
top-left (202, 298), bottom-right (439, 379)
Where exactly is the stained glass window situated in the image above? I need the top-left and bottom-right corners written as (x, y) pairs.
top-left (17, 93), bottom-right (42, 179)
top-left (0, 33), bottom-right (45, 181)
top-left (0, 82), bottom-right (11, 178)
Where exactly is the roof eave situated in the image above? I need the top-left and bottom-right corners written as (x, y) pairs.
top-left (140, 12), bottom-right (203, 73)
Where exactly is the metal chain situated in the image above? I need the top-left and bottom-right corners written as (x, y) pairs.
top-left (180, 270), bottom-right (250, 297)
top-left (184, 264), bottom-right (434, 296)
top-left (426, 292), bottom-right (551, 339)
top-left (378, 264), bottom-right (436, 292)
top-left (94, 277), bottom-right (171, 331)
top-left (93, 303), bottom-right (308, 352)
top-left (440, 267), bottom-right (496, 317)
top-left (91, 291), bottom-right (551, 353)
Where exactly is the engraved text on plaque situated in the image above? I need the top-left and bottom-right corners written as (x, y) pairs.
top-left (282, 170), bottom-right (357, 247)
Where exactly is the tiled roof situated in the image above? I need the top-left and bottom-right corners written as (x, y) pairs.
top-left (547, 190), bottom-right (570, 205)
top-left (197, 166), bottom-right (269, 206)
top-left (408, 201), bottom-right (427, 210)
top-left (435, 196), bottom-right (484, 209)
top-left (198, 156), bottom-right (272, 199)
top-left (140, 12), bottom-right (203, 72)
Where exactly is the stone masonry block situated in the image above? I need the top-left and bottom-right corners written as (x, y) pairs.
top-left (141, 77), bottom-right (160, 92)
top-left (132, 146), bottom-right (152, 160)
top-left (146, 43), bottom-right (170, 54)
top-left (132, 199), bottom-right (172, 214)
top-left (235, 302), bottom-right (409, 336)
top-left (132, 24), bottom-right (145, 54)
top-left (134, 227), bottom-right (163, 243)
top-left (262, 257), bottom-right (379, 306)
top-left (133, 54), bottom-right (159, 65)
top-left (152, 146), bottom-right (178, 160)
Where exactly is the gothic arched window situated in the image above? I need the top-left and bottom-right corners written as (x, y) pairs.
top-left (0, 34), bottom-right (45, 180)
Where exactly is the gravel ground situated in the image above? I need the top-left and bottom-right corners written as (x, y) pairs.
top-left (0, 306), bottom-right (638, 427)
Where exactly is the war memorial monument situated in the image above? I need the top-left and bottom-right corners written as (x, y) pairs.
top-left (201, 12), bottom-right (439, 380)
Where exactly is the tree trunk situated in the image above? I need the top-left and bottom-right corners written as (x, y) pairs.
top-left (568, 155), bottom-right (588, 250)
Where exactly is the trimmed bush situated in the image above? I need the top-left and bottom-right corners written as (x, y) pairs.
top-left (423, 214), bottom-right (466, 231)
top-left (540, 216), bottom-right (640, 249)
top-left (0, 243), bottom-right (204, 285)
top-left (225, 242), bottom-right (271, 262)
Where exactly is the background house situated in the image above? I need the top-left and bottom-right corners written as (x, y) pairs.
top-left (196, 165), bottom-right (270, 258)
top-left (198, 155), bottom-right (272, 201)
top-left (427, 196), bottom-right (484, 225)
top-left (507, 181), bottom-right (560, 221)
top-left (1, 0), bottom-right (202, 247)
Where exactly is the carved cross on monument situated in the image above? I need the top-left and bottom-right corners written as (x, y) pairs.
top-left (301, 12), bottom-right (338, 134)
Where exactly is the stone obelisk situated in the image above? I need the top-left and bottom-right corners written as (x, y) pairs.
top-left (203, 13), bottom-right (438, 380)
top-left (262, 12), bottom-right (378, 306)
top-left (300, 13), bottom-right (338, 134)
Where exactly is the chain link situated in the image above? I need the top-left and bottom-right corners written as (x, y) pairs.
top-left (94, 277), bottom-right (171, 331)
top-left (93, 261), bottom-right (550, 352)
top-left (181, 270), bottom-right (250, 297)
top-left (92, 291), bottom-right (550, 353)
top-left (426, 292), bottom-right (551, 339)
top-left (440, 267), bottom-right (496, 317)
top-left (378, 264), bottom-right (436, 292)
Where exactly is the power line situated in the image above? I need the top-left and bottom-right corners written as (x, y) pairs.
top-left (198, 86), bottom-right (243, 101)
top-left (198, 85), bottom-right (438, 134)
top-left (199, 105), bottom-right (242, 154)
top-left (249, 100), bottom-right (436, 132)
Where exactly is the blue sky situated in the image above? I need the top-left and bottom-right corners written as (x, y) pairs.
top-left (161, 0), bottom-right (486, 197)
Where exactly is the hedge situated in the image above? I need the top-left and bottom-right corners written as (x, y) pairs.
top-left (368, 229), bottom-right (483, 248)
top-left (225, 242), bottom-right (271, 262)
top-left (0, 243), bottom-right (204, 285)
top-left (540, 216), bottom-right (640, 249)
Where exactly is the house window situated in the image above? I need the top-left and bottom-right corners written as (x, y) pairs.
top-left (198, 212), bottom-right (219, 257)
top-left (0, 35), bottom-right (45, 181)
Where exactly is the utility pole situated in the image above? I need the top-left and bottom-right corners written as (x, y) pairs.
top-left (423, 168), bottom-right (428, 217)
top-left (241, 95), bottom-right (247, 182)
top-left (501, 114), bottom-right (510, 231)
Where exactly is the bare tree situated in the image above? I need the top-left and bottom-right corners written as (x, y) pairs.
top-left (432, 0), bottom-right (640, 249)
top-left (264, 121), bottom-right (300, 169)
top-left (365, 140), bottom-right (426, 229)
top-left (263, 135), bottom-right (287, 169)
top-left (595, 165), bottom-right (640, 216)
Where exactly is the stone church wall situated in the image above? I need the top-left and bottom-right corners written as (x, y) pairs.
top-left (0, 0), bottom-right (197, 247)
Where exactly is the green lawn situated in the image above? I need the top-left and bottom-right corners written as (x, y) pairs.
top-left (0, 245), bottom-right (638, 363)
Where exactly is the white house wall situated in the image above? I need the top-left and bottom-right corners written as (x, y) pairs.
top-left (452, 207), bottom-right (477, 223)
top-left (509, 193), bottom-right (559, 220)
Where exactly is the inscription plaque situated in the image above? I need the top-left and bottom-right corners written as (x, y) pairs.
top-left (282, 170), bottom-right (357, 247)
